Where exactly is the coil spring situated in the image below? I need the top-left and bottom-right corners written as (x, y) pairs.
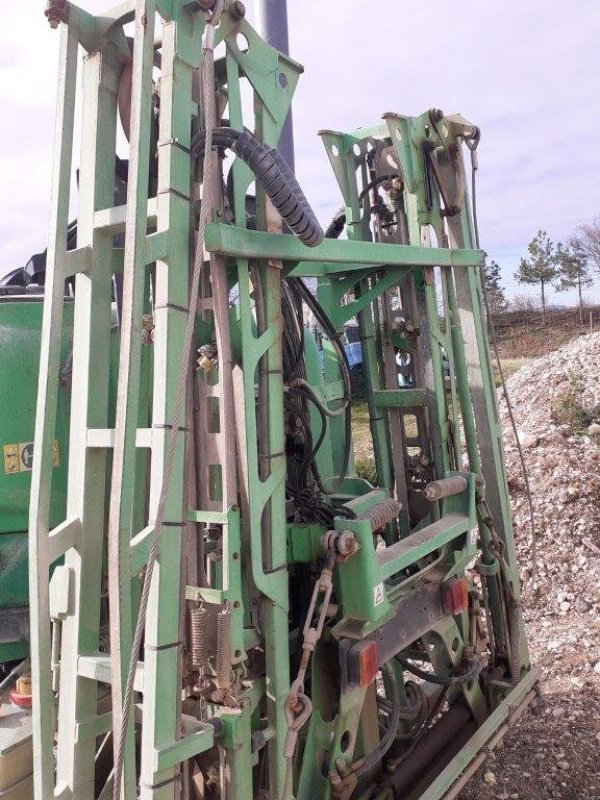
top-left (190, 605), bottom-right (208, 670)
top-left (423, 475), bottom-right (468, 502)
top-left (216, 606), bottom-right (232, 690)
top-left (507, 598), bottom-right (522, 684)
top-left (359, 498), bottom-right (402, 531)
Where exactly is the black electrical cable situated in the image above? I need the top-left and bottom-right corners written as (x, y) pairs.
top-left (286, 277), bottom-right (353, 495)
top-left (350, 662), bottom-right (401, 778)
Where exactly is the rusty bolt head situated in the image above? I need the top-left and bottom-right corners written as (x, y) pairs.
top-left (336, 531), bottom-right (357, 557)
top-left (231, 1), bottom-right (246, 19)
top-left (197, 354), bottom-right (214, 373)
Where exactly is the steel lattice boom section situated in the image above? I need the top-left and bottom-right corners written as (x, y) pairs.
top-left (26, 2), bottom-right (538, 799)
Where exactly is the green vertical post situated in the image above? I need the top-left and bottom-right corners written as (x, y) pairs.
top-left (107, 2), bottom-right (157, 795)
top-left (55, 39), bottom-right (119, 798)
top-left (28, 20), bottom-right (79, 800)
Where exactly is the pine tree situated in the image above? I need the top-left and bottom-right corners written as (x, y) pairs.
top-left (483, 259), bottom-right (507, 314)
top-left (555, 237), bottom-right (593, 323)
top-left (514, 230), bottom-right (557, 323)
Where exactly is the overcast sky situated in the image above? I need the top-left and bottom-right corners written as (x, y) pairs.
top-left (2, 1), bottom-right (599, 305)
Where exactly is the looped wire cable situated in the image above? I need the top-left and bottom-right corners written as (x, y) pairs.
top-left (469, 140), bottom-right (538, 578)
top-left (112, 8), bottom-right (224, 797)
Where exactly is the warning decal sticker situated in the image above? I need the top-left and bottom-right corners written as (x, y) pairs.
top-left (3, 440), bottom-right (60, 474)
top-left (373, 582), bottom-right (385, 607)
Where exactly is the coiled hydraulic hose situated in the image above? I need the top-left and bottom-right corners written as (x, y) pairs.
top-left (191, 126), bottom-right (323, 247)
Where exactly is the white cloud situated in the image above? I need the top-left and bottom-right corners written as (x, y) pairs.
top-left (2, 0), bottom-right (599, 305)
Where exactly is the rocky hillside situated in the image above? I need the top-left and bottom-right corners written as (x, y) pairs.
top-left (462, 333), bottom-right (600, 799)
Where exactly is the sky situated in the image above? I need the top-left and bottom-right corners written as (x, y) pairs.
top-left (1, 0), bottom-right (600, 306)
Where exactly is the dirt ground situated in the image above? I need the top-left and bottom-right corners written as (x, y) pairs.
top-left (459, 592), bottom-right (600, 799)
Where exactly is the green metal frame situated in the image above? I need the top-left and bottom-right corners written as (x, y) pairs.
top-left (28, 4), bottom-right (534, 799)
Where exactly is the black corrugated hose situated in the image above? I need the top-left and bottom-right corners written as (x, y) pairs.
top-left (191, 126), bottom-right (323, 247)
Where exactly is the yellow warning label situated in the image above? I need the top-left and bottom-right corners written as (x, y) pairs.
top-left (3, 440), bottom-right (60, 474)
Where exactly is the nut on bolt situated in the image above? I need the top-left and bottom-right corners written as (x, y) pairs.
top-left (336, 531), bottom-right (357, 557)
top-left (231, 0), bottom-right (246, 19)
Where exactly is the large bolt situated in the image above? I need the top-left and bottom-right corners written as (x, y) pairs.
top-left (336, 531), bottom-right (357, 557)
top-left (231, 1), bottom-right (246, 19)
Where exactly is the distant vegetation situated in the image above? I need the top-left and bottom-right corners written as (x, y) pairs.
top-left (486, 217), bottom-right (600, 324)
top-left (489, 303), bottom-right (600, 359)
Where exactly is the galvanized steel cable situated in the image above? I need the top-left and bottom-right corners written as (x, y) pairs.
top-left (469, 143), bottom-right (538, 576)
top-left (112, 7), bottom-right (225, 797)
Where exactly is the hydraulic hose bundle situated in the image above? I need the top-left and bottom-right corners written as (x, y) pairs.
top-left (191, 126), bottom-right (324, 247)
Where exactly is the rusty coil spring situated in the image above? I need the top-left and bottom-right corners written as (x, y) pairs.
top-left (216, 606), bottom-right (232, 690)
top-left (190, 604), bottom-right (208, 670)
top-left (358, 498), bottom-right (402, 531)
top-left (423, 475), bottom-right (467, 502)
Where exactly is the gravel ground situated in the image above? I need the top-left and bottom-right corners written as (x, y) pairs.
top-left (460, 333), bottom-right (600, 799)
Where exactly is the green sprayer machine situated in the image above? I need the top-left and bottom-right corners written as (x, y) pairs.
top-left (0, 1), bottom-right (540, 798)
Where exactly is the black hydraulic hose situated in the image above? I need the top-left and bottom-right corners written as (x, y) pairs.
top-left (287, 277), bottom-right (353, 494)
top-left (192, 127), bottom-right (323, 247)
top-left (396, 655), bottom-right (481, 686)
top-left (286, 387), bottom-right (328, 464)
top-left (323, 174), bottom-right (398, 239)
top-left (325, 209), bottom-right (346, 239)
top-left (289, 379), bottom-right (347, 417)
top-left (284, 399), bottom-right (315, 494)
top-left (286, 278), bottom-right (351, 401)
top-left (352, 663), bottom-right (400, 778)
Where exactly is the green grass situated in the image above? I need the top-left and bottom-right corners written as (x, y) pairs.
top-left (492, 357), bottom-right (533, 387)
top-left (551, 370), bottom-right (600, 437)
top-left (352, 402), bottom-right (372, 459)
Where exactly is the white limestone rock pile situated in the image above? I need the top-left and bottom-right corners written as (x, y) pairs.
top-left (498, 332), bottom-right (600, 612)
top-left (460, 334), bottom-right (600, 799)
